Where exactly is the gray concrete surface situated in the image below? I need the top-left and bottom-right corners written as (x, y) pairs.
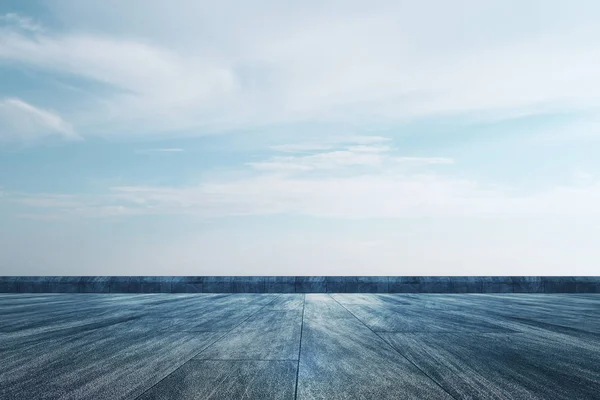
top-left (1, 293), bottom-right (599, 399)
top-left (2, 276), bottom-right (599, 293)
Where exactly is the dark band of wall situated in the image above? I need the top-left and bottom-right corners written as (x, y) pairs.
top-left (0, 276), bottom-right (598, 293)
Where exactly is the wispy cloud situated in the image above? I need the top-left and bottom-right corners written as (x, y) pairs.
top-left (0, 29), bottom-right (235, 136)
top-left (0, 13), bottom-right (42, 32)
top-left (7, 174), bottom-right (600, 220)
top-left (2, 3), bottom-right (599, 277)
top-left (270, 144), bottom-right (337, 153)
top-left (0, 98), bottom-right (80, 142)
top-left (134, 148), bottom-right (184, 154)
top-left (270, 136), bottom-right (391, 153)
top-left (250, 139), bottom-right (452, 172)
top-left (4, 137), bottom-right (599, 220)
top-left (1, 3), bottom-right (599, 139)
top-left (248, 150), bottom-right (387, 172)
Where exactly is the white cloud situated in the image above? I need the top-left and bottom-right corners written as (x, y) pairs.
top-left (269, 144), bottom-right (334, 153)
top-left (521, 118), bottom-right (600, 145)
top-left (1, 2), bottom-right (599, 138)
top-left (249, 150), bottom-right (386, 171)
top-left (270, 136), bottom-right (391, 153)
top-left (393, 157), bottom-right (455, 165)
top-left (0, 98), bottom-right (79, 141)
top-left (8, 175), bottom-right (600, 220)
top-left (5, 142), bottom-right (599, 220)
top-left (0, 32), bottom-right (235, 135)
top-left (134, 148), bottom-right (184, 154)
top-left (0, 13), bottom-right (42, 32)
top-left (250, 140), bottom-right (453, 172)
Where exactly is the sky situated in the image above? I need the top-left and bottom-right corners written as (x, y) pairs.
top-left (1, 1), bottom-right (599, 276)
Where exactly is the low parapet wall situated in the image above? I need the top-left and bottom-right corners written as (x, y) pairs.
top-left (0, 276), bottom-right (598, 293)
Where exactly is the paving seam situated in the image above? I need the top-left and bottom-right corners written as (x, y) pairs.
top-left (328, 294), bottom-right (460, 400)
top-left (293, 294), bottom-right (306, 400)
top-left (132, 294), bottom-right (283, 400)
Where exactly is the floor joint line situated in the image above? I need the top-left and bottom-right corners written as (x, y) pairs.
top-left (328, 294), bottom-right (460, 400)
top-left (294, 293), bottom-right (306, 400)
top-left (133, 294), bottom-right (282, 400)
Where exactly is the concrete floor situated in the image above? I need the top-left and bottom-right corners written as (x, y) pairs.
top-left (1, 294), bottom-right (599, 399)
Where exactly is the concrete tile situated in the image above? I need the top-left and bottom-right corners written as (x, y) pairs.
top-left (380, 332), bottom-right (600, 400)
top-left (303, 294), bottom-right (353, 320)
top-left (331, 293), bottom-right (396, 307)
top-left (137, 360), bottom-right (297, 400)
top-left (0, 324), bottom-right (221, 400)
top-left (387, 277), bottom-right (421, 293)
top-left (170, 277), bottom-right (203, 293)
top-left (0, 277), bottom-right (20, 293)
top-left (232, 276), bottom-right (265, 293)
top-left (504, 312), bottom-right (600, 335)
top-left (203, 277), bottom-right (233, 293)
top-left (138, 294), bottom-right (278, 332)
top-left (343, 303), bottom-right (514, 333)
top-left (480, 277), bottom-right (514, 293)
top-left (295, 276), bottom-right (326, 293)
top-left (346, 277), bottom-right (389, 293)
top-left (264, 277), bottom-right (295, 293)
top-left (31, 277), bottom-right (82, 293)
top-left (421, 277), bottom-right (454, 293)
top-left (264, 294), bottom-right (304, 310)
top-left (109, 277), bottom-right (143, 293)
top-left (387, 277), bottom-right (454, 293)
top-left (0, 298), bottom-right (144, 335)
top-left (449, 277), bottom-right (482, 293)
top-left (540, 277), bottom-right (600, 293)
top-left (139, 277), bottom-right (172, 293)
top-left (512, 277), bottom-right (544, 293)
top-left (575, 277), bottom-right (600, 293)
top-left (297, 314), bottom-right (454, 399)
top-left (5, 276), bottom-right (598, 293)
top-left (543, 277), bottom-right (577, 293)
top-left (79, 277), bottom-right (111, 293)
top-left (2, 293), bottom-right (599, 400)
top-left (14, 277), bottom-right (50, 293)
top-left (325, 277), bottom-right (346, 293)
top-left (135, 314), bottom-right (241, 332)
top-left (197, 310), bottom-right (303, 360)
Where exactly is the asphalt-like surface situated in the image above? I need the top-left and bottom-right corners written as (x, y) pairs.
top-left (1, 293), bottom-right (599, 399)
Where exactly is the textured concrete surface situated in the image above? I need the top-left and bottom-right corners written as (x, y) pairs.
top-left (2, 276), bottom-right (599, 293)
top-left (1, 293), bottom-right (599, 399)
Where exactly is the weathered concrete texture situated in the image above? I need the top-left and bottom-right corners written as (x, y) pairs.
top-left (0, 276), bottom-right (19, 293)
top-left (80, 276), bottom-right (111, 293)
top-left (380, 332), bottom-right (600, 400)
top-left (297, 294), bottom-right (454, 399)
top-left (480, 276), bottom-right (514, 293)
top-left (1, 276), bottom-right (599, 293)
top-left (170, 277), bottom-right (203, 293)
top-left (197, 309), bottom-right (303, 360)
top-left (513, 276), bottom-right (545, 293)
top-left (138, 360), bottom-right (298, 400)
top-left (1, 293), bottom-right (599, 400)
top-left (265, 277), bottom-right (296, 293)
top-left (326, 276), bottom-right (389, 293)
top-left (295, 276), bottom-right (327, 293)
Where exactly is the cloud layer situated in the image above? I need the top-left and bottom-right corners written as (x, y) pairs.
top-left (0, 98), bottom-right (79, 141)
top-left (5, 137), bottom-right (600, 220)
top-left (1, 2), bottom-right (600, 275)
top-left (1, 1), bottom-right (599, 138)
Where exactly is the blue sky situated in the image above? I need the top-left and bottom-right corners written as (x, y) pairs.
top-left (1, 1), bottom-right (599, 275)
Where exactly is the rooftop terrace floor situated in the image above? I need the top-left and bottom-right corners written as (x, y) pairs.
top-left (1, 293), bottom-right (599, 399)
